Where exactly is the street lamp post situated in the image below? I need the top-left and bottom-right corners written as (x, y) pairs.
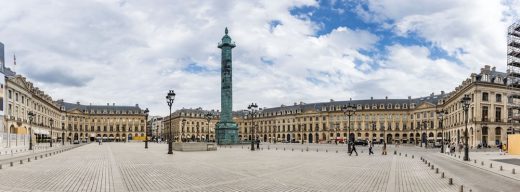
top-left (181, 119), bottom-right (186, 142)
top-left (205, 112), bottom-right (213, 142)
top-left (420, 120), bottom-right (426, 147)
top-left (371, 121), bottom-right (376, 143)
top-left (61, 123), bottom-right (65, 145)
top-left (342, 103), bottom-right (356, 154)
top-left (247, 103), bottom-right (259, 151)
top-left (381, 125), bottom-right (386, 149)
top-left (461, 94), bottom-right (471, 161)
top-left (166, 90), bottom-right (176, 155)
top-left (300, 123), bottom-right (304, 144)
top-left (28, 111), bottom-right (35, 150)
top-left (144, 108), bottom-right (149, 149)
top-left (49, 118), bottom-right (54, 147)
top-left (196, 124), bottom-right (200, 142)
top-left (437, 109), bottom-right (447, 153)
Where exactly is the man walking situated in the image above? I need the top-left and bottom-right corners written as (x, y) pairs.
top-left (382, 141), bottom-right (387, 155)
top-left (368, 142), bottom-right (374, 155)
top-left (350, 142), bottom-right (358, 156)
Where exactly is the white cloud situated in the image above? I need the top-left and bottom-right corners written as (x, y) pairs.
top-left (0, 0), bottom-right (518, 116)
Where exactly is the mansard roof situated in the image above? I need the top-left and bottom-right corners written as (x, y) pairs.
top-left (57, 100), bottom-right (142, 114)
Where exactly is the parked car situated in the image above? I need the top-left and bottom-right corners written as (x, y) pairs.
top-left (354, 139), bottom-right (368, 146)
top-left (73, 140), bottom-right (80, 144)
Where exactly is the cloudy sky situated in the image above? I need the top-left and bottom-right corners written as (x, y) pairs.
top-left (0, 0), bottom-right (519, 116)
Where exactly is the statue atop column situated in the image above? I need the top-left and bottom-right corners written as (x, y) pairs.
top-left (216, 27), bottom-right (238, 144)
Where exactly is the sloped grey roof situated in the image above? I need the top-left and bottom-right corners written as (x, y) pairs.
top-left (57, 100), bottom-right (142, 113)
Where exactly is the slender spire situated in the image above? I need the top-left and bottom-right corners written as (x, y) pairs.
top-left (225, 27), bottom-right (228, 35)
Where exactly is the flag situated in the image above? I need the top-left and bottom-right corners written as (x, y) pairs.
top-left (13, 53), bottom-right (16, 66)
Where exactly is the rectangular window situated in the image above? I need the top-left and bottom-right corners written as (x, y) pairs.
top-left (482, 92), bottom-right (489, 101)
top-left (482, 106), bottom-right (489, 122)
top-left (496, 107), bottom-right (501, 122)
top-left (496, 94), bottom-right (502, 102)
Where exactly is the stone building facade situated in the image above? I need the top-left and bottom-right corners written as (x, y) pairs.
top-left (1, 74), bottom-right (145, 149)
top-left (58, 101), bottom-right (146, 142)
top-left (165, 65), bottom-right (517, 148)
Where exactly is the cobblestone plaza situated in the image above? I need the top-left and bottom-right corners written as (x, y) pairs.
top-left (0, 143), bottom-right (519, 192)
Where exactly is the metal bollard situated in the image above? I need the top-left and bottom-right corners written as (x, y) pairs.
top-left (399, 153), bottom-right (401, 156)
top-left (10, 162), bottom-right (13, 166)
top-left (326, 149), bottom-right (328, 152)
top-left (449, 178), bottom-right (453, 185)
top-left (460, 185), bottom-right (464, 192)
top-left (394, 151), bottom-right (397, 155)
top-left (412, 155), bottom-right (414, 159)
top-left (474, 160), bottom-right (476, 163)
top-left (441, 172), bottom-right (445, 178)
top-left (436, 168), bottom-right (439, 173)
top-left (500, 166), bottom-right (503, 171)
top-left (481, 161), bottom-right (484, 166)
top-left (35, 156), bottom-right (37, 160)
top-left (284, 148), bottom-right (285, 151)
top-left (405, 154), bottom-right (407, 157)
top-left (336, 150), bottom-right (338, 153)
top-left (292, 148), bottom-right (294, 151)
top-left (431, 165), bottom-right (434, 170)
top-left (0, 164), bottom-right (2, 169)
top-left (513, 168), bottom-right (516, 174)
top-left (490, 163), bottom-right (493, 168)
top-left (28, 158), bottom-right (30, 162)
top-left (19, 160), bottom-right (23, 164)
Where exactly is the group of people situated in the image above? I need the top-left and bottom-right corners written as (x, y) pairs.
top-left (445, 142), bottom-right (464, 154)
top-left (347, 141), bottom-right (383, 156)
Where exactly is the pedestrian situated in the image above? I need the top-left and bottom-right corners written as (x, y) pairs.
top-left (256, 139), bottom-right (260, 149)
top-left (369, 144), bottom-right (374, 155)
top-left (382, 142), bottom-right (387, 155)
top-left (351, 143), bottom-right (358, 156)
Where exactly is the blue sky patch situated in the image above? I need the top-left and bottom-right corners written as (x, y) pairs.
top-left (289, 0), bottom-right (462, 68)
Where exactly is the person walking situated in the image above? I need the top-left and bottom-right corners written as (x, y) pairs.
top-left (382, 142), bottom-right (387, 155)
top-left (256, 138), bottom-right (260, 149)
top-left (350, 142), bottom-right (358, 156)
top-left (368, 144), bottom-right (374, 155)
